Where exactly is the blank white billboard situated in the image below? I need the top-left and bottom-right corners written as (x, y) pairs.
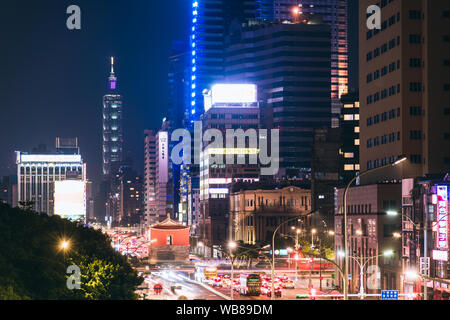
top-left (211, 84), bottom-right (257, 104)
top-left (54, 180), bottom-right (86, 220)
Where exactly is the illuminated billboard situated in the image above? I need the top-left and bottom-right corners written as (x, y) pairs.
top-left (211, 84), bottom-right (257, 105)
top-left (54, 180), bottom-right (86, 221)
top-left (436, 185), bottom-right (448, 249)
top-left (158, 131), bottom-right (169, 183)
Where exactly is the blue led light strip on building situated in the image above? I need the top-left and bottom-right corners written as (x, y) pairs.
top-left (190, 1), bottom-right (198, 118)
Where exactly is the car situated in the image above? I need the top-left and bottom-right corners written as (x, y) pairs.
top-left (233, 280), bottom-right (240, 292)
top-left (222, 277), bottom-right (231, 288)
top-left (282, 280), bottom-right (295, 289)
top-left (261, 285), bottom-right (282, 298)
top-left (212, 276), bottom-right (223, 287)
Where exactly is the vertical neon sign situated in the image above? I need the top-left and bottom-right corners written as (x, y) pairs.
top-left (436, 185), bottom-right (448, 249)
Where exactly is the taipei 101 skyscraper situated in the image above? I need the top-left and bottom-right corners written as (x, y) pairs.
top-left (102, 57), bottom-right (123, 177)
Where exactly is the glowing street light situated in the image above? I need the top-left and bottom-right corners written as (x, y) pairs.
top-left (60, 239), bottom-right (70, 251)
top-left (228, 241), bottom-right (237, 300)
top-left (405, 270), bottom-right (419, 281)
top-left (228, 241), bottom-right (237, 250)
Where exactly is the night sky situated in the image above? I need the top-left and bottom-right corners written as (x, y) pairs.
top-left (0, 0), bottom-right (190, 181)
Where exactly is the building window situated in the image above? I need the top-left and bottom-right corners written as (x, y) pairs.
top-left (410, 130), bottom-right (422, 140)
top-left (410, 58), bottom-right (422, 67)
top-left (410, 106), bottom-right (422, 116)
top-left (344, 164), bottom-right (355, 171)
top-left (410, 82), bottom-right (422, 92)
top-left (409, 10), bottom-right (422, 19)
top-left (409, 34), bottom-right (422, 43)
top-left (410, 154), bottom-right (422, 164)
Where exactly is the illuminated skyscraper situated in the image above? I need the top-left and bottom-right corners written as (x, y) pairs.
top-left (225, 22), bottom-right (331, 177)
top-left (102, 57), bottom-right (123, 176)
top-left (269, 0), bottom-right (349, 128)
top-left (189, 1), bottom-right (260, 122)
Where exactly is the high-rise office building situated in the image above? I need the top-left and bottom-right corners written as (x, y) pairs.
top-left (264, 0), bottom-right (349, 128)
top-left (118, 166), bottom-right (143, 226)
top-left (143, 129), bottom-right (157, 227)
top-left (198, 83), bottom-right (261, 256)
top-left (359, 0), bottom-right (450, 181)
top-left (155, 127), bottom-right (174, 222)
top-left (16, 146), bottom-right (85, 219)
top-left (340, 91), bottom-right (360, 183)
top-left (102, 57), bottom-right (123, 176)
top-left (189, 1), bottom-right (261, 121)
top-left (144, 120), bottom-right (174, 227)
top-left (225, 21), bottom-right (331, 178)
top-left (0, 175), bottom-right (17, 207)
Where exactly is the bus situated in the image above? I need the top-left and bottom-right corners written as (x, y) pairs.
top-left (240, 273), bottom-right (261, 296)
top-left (194, 265), bottom-right (218, 284)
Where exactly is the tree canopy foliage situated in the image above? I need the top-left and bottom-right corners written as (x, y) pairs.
top-left (0, 204), bottom-right (143, 299)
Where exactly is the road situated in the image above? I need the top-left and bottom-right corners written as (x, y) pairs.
top-left (207, 273), bottom-right (335, 300)
top-left (136, 270), bottom-right (226, 300)
top-left (135, 267), bottom-right (336, 300)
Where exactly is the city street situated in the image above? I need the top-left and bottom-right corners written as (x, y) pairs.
top-left (135, 266), bottom-right (335, 300)
top-left (136, 270), bottom-right (226, 300)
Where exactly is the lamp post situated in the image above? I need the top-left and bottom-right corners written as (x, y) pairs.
top-left (338, 250), bottom-right (394, 298)
top-left (342, 155), bottom-right (407, 300)
top-left (387, 210), bottom-right (450, 300)
top-left (272, 213), bottom-right (316, 300)
top-left (311, 228), bottom-right (317, 249)
top-left (228, 241), bottom-right (237, 300)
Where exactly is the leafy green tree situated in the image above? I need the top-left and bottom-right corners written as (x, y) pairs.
top-left (0, 203), bottom-right (143, 300)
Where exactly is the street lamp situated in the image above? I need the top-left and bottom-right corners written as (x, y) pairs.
top-left (60, 239), bottom-right (70, 251)
top-left (342, 155), bottom-right (407, 300)
top-left (339, 249), bottom-right (394, 298)
top-left (271, 212), bottom-right (316, 300)
top-left (311, 228), bottom-right (317, 249)
top-left (386, 209), bottom-right (450, 300)
top-left (228, 241), bottom-right (237, 300)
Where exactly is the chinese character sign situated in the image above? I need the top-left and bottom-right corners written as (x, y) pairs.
top-left (436, 185), bottom-right (448, 249)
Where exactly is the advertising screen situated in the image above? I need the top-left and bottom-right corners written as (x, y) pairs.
top-left (54, 180), bottom-right (86, 221)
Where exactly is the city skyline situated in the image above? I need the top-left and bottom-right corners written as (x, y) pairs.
top-left (0, 0), bottom-right (190, 181)
top-left (1, 0), bottom-right (449, 303)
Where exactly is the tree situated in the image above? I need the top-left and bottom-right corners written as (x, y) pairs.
top-left (0, 203), bottom-right (143, 299)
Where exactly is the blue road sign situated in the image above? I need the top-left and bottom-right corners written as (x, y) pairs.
top-left (381, 290), bottom-right (399, 300)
